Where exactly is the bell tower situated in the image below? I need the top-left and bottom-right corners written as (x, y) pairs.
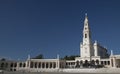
top-left (83, 13), bottom-right (92, 45)
top-left (80, 13), bottom-right (94, 58)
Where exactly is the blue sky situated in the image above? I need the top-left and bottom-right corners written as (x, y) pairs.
top-left (0, 0), bottom-right (120, 60)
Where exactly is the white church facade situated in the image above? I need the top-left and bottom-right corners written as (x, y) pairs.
top-left (0, 14), bottom-right (120, 72)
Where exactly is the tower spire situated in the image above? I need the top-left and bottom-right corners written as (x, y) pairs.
top-left (83, 13), bottom-right (91, 44)
top-left (80, 13), bottom-right (94, 58)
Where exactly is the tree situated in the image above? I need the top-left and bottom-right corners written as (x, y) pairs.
top-left (61, 55), bottom-right (79, 60)
top-left (1, 58), bottom-right (6, 61)
top-left (33, 54), bottom-right (44, 59)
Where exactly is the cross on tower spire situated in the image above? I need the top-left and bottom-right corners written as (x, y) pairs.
top-left (85, 13), bottom-right (87, 16)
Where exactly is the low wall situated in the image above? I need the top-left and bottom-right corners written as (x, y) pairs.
top-left (1, 68), bottom-right (120, 73)
top-left (61, 68), bottom-right (120, 73)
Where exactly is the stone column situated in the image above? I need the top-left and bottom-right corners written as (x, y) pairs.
top-left (113, 57), bottom-right (116, 67)
top-left (48, 62), bottom-right (50, 68)
top-left (29, 61), bottom-right (31, 69)
top-left (106, 61), bottom-right (108, 65)
top-left (41, 62), bottom-right (43, 69)
top-left (33, 62), bottom-right (35, 68)
top-left (27, 61), bottom-right (29, 68)
top-left (99, 61), bottom-right (101, 65)
top-left (56, 62), bottom-right (57, 69)
top-left (37, 62), bottom-right (38, 69)
top-left (44, 62), bottom-right (46, 69)
top-left (110, 59), bottom-right (112, 67)
top-left (57, 60), bottom-right (60, 69)
top-left (16, 62), bottom-right (19, 71)
top-left (52, 62), bottom-right (55, 68)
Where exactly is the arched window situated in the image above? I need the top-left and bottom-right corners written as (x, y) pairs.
top-left (85, 60), bottom-right (88, 64)
top-left (23, 63), bottom-right (26, 67)
top-left (50, 62), bottom-right (52, 68)
top-left (14, 63), bottom-right (17, 67)
top-left (46, 63), bottom-right (48, 68)
top-left (19, 63), bottom-right (22, 67)
top-left (30, 62), bottom-right (33, 68)
top-left (85, 34), bottom-right (87, 38)
top-left (5, 63), bottom-right (8, 68)
top-left (35, 62), bottom-right (37, 68)
top-left (1, 63), bottom-right (4, 68)
top-left (10, 63), bottom-right (14, 67)
top-left (10, 69), bottom-right (12, 71)
top-left (91, 60), bottom-right (95, 65)
top-left (76, 60), bottom-right (80, 68)
top-left (38, 62), bottom-right (41, 68)
top-left (108, 61), bottom-right (110, 65)
top-left (42, 63), bottom-right (45, 68)
top-left (84, 60), bottom-right (89, 67)
top-left (14, 69), bottom-right (16, 71)
top-left (96, 59), bottom-right (99, 65)
top-left (104, 61), bottom-right (106, 65)
top-left (53, 62), bottom-right (56, 68)
top-left (101, 61), bottom-right (103, 65)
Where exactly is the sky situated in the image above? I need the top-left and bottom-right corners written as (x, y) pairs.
top-left (0, 0), bottom-right (120, 60)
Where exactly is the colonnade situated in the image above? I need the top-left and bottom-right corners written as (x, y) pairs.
top-left (101, 61), bottom-right (110, 65)
top-left (28, 61), bottom-right (59, 69)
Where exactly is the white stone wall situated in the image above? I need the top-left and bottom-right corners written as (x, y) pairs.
top-left (93, 42), bottom-right (108, 58)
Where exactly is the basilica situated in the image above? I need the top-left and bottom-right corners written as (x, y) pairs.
top-left (0, 14), bottom-right (120, 72)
